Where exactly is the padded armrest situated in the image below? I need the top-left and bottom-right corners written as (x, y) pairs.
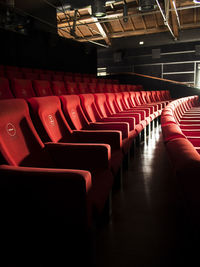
top-left (131, 107), bottom-right (149, 117)
top-left (88, 122), bottom-right (129, 139)
top-left (110, 113), bottom-right (140, 124)
top-left (72, 130), bottom-right (122, 150)
top-left (125, 109), bottom-right (145, 120)
top-left (100, 117), bottom-right (135, 130)
top-left (45, 142), bottom-right (111, 171)
top-left (0, 164), bottom-right (92, 226)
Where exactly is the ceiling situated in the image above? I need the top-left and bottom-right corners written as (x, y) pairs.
top-left (57, 0), bottom-right (200, 47)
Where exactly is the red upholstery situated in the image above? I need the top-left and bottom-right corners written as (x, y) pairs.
top-left (6, 71), bottom-right (23, 79)
top-left (51, 81), bottom-right (67, 95)
top-left (29, 96), bottom-right (123, 175)
top-left (0, 77), bottom-right (13, 99)
top-left (65, 81), bottom-right (78, 94)
top-left (39, 73), bottom-right (52, 81)
top-left (52, 74), bottom-right (64, 81)
top-left (33, 80), bottom-right (53, 96)
top-left (0, 98), bottom-right (113, 218)
top-left (24, 72), bottom-right (39, 80)
top-left (61, 94), bottom-right (132, 154)
top-left (77, 82), bottom-right (88, 94)
top-left (12, 78), bottom-right (36, 98)
top-left (79, 93), bottom-right (136, 153)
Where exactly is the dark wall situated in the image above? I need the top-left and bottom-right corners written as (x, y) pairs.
top-left (0, 28), bottom-right (97, 73)
top-left (98, 39), bottom-right (200, 84)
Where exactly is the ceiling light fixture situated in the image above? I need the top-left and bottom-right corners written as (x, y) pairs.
top-left (139, 0), bottom-right (156, 12)
top-left (123, 2), bottom-right (128, 22)
top-left (92, 0), bottom-right (106, 17)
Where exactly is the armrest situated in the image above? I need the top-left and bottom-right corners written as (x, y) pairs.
top-left (88, 122), bottom-right (129, 139)
top-left (45, 142), bottom-right (111, 171)
top-left (111, 113), bottom-right (140, 124)
top-left (125, 109), bottom-right (145, 120)
top-left (131, 107), bottom-right (149, 117)
top-left (0, 165), bottom-right (92, 226)
top-left (100, 117), bottom-right (135, 130)
top-left (72, 130), bottom-right (122, 150)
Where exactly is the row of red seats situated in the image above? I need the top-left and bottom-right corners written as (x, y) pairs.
top-left (0, 87), bottom-right (171, 263)
top-left (161, 95), bottom-right (200, 230)
top-left (0, 89), bottom-right (171, 224)
top-left (0, 77), bottom-right (166, 99)
top-left (0, 65), bottom-right (118, 84)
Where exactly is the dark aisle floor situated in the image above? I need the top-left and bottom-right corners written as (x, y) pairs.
top-left (94, 125), bottom-right (187, 267)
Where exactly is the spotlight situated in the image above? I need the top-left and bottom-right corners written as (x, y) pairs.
top-left (123, 3), bottom-right (128, 23)
top-left (139, 0), bottom-right (156, 12)
top-left (92, 0), bottom-right (106, 17)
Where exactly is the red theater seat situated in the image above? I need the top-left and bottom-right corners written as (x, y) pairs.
top-left (0, 77), bottom-right (13, 99)
top-left (103, 93), bottom-right (146, 134)
top-left (29, 96), bottom-right (122, 176)
top-left (39, 73), bottom-right (52, 81)
top-left (33, 80), bottom-right (53, 96)
top-left (79, 94), bottom-right (138, 153)
top-left (6, 71), bottom-right (23, 79)
top-left (0, 98), bottom-right (112, 221)
top-left (60, 94), bottom-right (132, 154)
top-left (24, 72), bottom-right (39, 80)
top-left (51, 81), bottom-right (67, 95)
top-left (52, 74), bottom-right (64, 81)
top-left (65, 81), bottom-right (78, 94)
top-left (12, 79), bottom-right (36, 98)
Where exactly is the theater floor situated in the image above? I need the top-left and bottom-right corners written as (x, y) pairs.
top-left (94, 125), bottom-right (196, 267)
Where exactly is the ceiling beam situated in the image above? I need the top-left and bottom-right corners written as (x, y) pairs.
top-left (169, 0), bottom-right (179, 38)
top-left (77, 26), bottom-right (169, 42)
top-left (87, 7), bottom-right (111, 46)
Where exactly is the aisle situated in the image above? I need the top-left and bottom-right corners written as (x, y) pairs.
top-left (95, 125), bottom-right (182, 267)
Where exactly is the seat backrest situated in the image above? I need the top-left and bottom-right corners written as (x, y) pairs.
top-left (94, 93), bottom-right (112, 117)
top-left (0, 77), bottom-right (14, 99)
top-left (39, 73), bottom-right (52, 81)
top-left (119, 84), bottom-right (127, 92)
top-left (24, 72), bottom-right (39, 80)
top-left (51, 81), bottom-right (67, 95)
top-left (52, 74), bottom-right (64, 81)
top-left (0, 99), bottom-right (53, 167)
top-left (140, 91), bottom-right (147, 104)
top-left (77, 82), bottom-right (88, 94)
top-left (105, 84), bottom-right (113, 93)
top-left (6, 71), bottom-right (23, 79)
top-left (12, 78), bottom-right (36, 98)
top-left (74, 76), bottom-right (83, 83)
top-left (122, 92), bottom-right (132, 108)
top-left (28, 96), bottom-right (73, 143)
top-left (33, 80), bottom-right (53, 96)
top-left (0, 69), bottom-right (5, 77)
top-left (105, 93), bottom-right (120, 113)
top-left (21, 67), bottom-right (33, 73)
top-left (113, 84), bottom-right (120, 93)
top-left (96, 83), bottom-right (105, 93)
top-left (79, 94), bottom-right (102, 122)
top-left (88, 83), bottom-right (97, 93)
top-left (115, 93), bottom-right (125, 111)
top-left (65, 81), bottom-right (78, 94)
top-left (60, 94), bottom-right (90, 130)
top-left (63, 75), bottom-right (74, 83)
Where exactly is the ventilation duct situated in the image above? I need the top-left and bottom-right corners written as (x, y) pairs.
top-left (139, 0), bottom-right (156, 12)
